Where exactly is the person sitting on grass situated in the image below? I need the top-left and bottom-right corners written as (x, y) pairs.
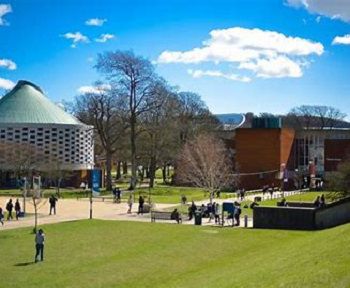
top-left (320, 194), bottom-right (326, 207)
top-left (171, 208), bottom-right (180, 224)
top-left (280, 198), bottom-right (287, 207)
top-left (250, 201), bottom-right (259, 209)
top-left (314, 196), bottom-right (321, 208)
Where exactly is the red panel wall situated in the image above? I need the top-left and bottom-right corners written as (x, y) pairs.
top-left (235, 128), bottom-right (294, 190)
top-left (324, 139), bottom-right (350, 171)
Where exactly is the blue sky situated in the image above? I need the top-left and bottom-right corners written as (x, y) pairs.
top-left (0, 0), bottom-right (349, 116)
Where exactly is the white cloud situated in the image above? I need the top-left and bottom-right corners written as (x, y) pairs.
top-left (158, 27), bottom-right (323, 80)
top-left (0, 58), bottom-right (16, 70)
top-left (286, 0), bottom-right (350, 22)
top-left (85, 18), bottom-right (107, 26)
top-left (332, 34), bottom-right (350, 45)
top-left (0, 4), bottom-right (11, 26)
top-left (0, 78), bottom-right (15, 90)
top-left (316, 16), bottom-right (321, 23)
top-left (95, 33), bottom-right (115, 43)
top-left (187, 69), bottom-right (251, 82)
top-left (87, 57), bottom-right (94, 62)
top-left (77, 84), bottom-right (111, 94)
top-left (238, 56), bottom-right (302, 78)
top-left (61, 32), bottom-right (89, 48)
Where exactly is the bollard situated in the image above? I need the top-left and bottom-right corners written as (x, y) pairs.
top-left (244, 215), bottom-right (248, 228)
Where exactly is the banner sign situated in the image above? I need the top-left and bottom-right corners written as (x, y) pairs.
top-left (91, 169), bottom-right (101, 196)
top-left (222, 202), bottom-right (235, 213)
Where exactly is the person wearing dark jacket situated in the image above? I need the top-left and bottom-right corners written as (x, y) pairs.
top-left (49, 195), bottom-right (58, 215)
top-left (6, 199), bottom-right (13, 220)
top-left (138, 196), bottom-right (145, 215)
top-left (15, 199), bottom-right (21, 220)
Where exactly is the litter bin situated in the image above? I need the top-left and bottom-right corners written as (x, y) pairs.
top-left (194, 211), bottom-right (202, 225)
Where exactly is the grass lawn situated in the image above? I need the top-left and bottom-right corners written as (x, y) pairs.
top-left (0, 220), bottom-right (349, 288)
top-left (162, 191), bottom-right (333, 217)
top-left (239, 191), bottom-right (332, 217)
top-left (131, 186), bottom-right (233, 204)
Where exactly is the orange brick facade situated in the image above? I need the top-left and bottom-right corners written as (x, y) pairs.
top-left (235, 128), bottom-right (295, 190)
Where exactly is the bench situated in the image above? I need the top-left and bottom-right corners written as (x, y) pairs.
top-left (151, 211), bottom-right (182, 223)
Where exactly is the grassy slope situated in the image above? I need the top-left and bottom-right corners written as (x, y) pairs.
top-left (0, 220), bottom-right (349, 288)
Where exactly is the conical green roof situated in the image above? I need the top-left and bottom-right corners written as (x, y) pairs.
top-left (0, 80), bottom-right (83, 125)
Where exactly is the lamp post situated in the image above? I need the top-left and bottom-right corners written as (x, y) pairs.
top-left (280, 163), bottom-right (286, 198)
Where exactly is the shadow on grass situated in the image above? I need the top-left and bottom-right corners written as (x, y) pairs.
top-left (14, 261), bottom-right (36, 267)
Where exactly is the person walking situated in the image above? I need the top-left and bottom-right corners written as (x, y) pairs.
top-left (34, 229), bottom-right (45, 263)
top-left (116, 187), bottom-right (121, 203)
top-left (188, 201), bottom-right (197, 220)
top-left (127, 194), bottom-right (133, 214)
top-left (138, 196), bottom-right (144, 215)
top-left (234, 202), bottom-right (241, 226)
top-left (49, 195), bottom-right (58, 215)
top-left (6, 199), bottom-right (13, 220)
top-left (0, 207), bottom-right (4, 226)
top-left (112, 186), bottom-right (117, 203)
top-left (15, 199), bottom-right (21, 220)
top-left (214, 203), bottom-right (220, 224)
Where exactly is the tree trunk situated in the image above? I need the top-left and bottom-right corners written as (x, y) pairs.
top-left (122, 161), bottom-right (128, 175)
top-left (129, 114), bottom-right (137, 190)
top-left (106, 151), bottom-right (113, 191)
top-left (162, 165), bottom-right (167, 184)
top-left (149, 157), bottom-right (157, 188)
top-left (33, 200), bottom-right (38, 233)
top-left (56, 178), bottom-right (61, 198)
top-left (116, 161), bottom-right (121, 180)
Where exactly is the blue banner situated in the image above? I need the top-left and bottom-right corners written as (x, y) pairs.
top-left (92, 169), bottom-right (101, 196)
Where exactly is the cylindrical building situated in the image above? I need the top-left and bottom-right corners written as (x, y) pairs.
top-left (0, 80), bottom-right (94, 172)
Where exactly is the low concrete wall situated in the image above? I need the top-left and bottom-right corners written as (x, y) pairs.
top-left (253, 206), bottom-right (316, 230)
top-left (253, 197), bottom-right (350, 230)
top-left (315, 197), bottom-right (350, 229)
top-left (286, 202), bottom-right (315, 208)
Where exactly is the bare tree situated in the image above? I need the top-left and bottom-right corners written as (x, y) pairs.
top-left (176, 92), bottom-right (217, 144)
top-left (139, 82), bottom-right (180, 187)
top-left (0, 142), bottom-right (49, 232)
top-left (176, 134), bottom-right (237, 203)
top-left (95, 50), bottom-right (159, 190)
top-left (328, 158), bottom-right (350, 200)
top-left (287, 105), bottom-right (347, 130)
top-left (74, 83), bottom-right (126, 191)
top-left (27, 176), bottom-right (47, 233)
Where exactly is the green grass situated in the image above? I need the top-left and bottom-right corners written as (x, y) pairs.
top-left (0, 220), bottom-right (349, 288)
top-left (260, 191), bottom-right (332, 206)
top-left (162, 191), bottom-right (333, 217)
top-left (0, 188), bottom-right (110, 199)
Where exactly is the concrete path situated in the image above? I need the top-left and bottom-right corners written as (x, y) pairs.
top-left (0, 190), bottom-right (304, 231)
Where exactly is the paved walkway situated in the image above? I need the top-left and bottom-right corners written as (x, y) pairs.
top-left (0, 190), bottom-right (305, 231)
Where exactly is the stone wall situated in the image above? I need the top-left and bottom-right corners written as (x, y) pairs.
top-left (253, 197), bottom-right (350, 230)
